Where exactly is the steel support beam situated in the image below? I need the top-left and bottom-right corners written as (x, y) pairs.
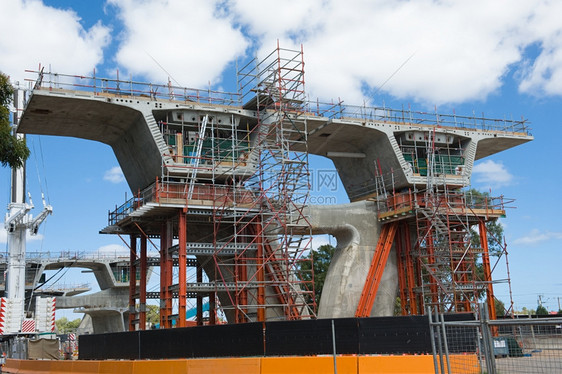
top-left (178, 209), bottom-right (187, 327)
top-left (355, 221), bottom-right (398, 317)
top-left (139, 233), bottom-right (147, 329)
top-left (128, 235), bottom-right (137, 331)
top-left (479, 221), bottom-right (497, 321)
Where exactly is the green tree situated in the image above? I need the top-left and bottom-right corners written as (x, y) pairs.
top-left (466, 189), bottom-right (506, 304)
top-left (55, 317), bottom-right (82, 333)
top-left (299, 244), bottom-right (335, 306)
top-left (520, 307), bottom-right (535, 315)
top-left (495, 298), bottom-right (506, 317)
top-left (0, 72), bottom-right (30, 169)
top-left (536, 305), bottom-right (548, 315)
top-left (146, 304), bottom-right (160, 325)
top-left (394, 297), bottom-right (402, 316)
top-left (467, 189), bottom-right (505, 256)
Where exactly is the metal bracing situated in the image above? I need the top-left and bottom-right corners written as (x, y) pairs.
top-left (355, 222), bottom-right (399, 317)
top-left (211, 43), bottom-right (314, 322)
top-left (375, 174), bottom-right (513, 318)
top-left (118, 45), bottom-right (315, 329)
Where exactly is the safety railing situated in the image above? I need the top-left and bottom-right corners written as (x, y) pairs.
top-left (26, 69), bottom-right (531, 136)
top-left (305, 99), bottom-right (531, 135)
top-left (25, 69), bottom-right (242, 106)
top-left (108, 179), bottom-right (258, 225)
top-left (377, 189), bottom-right (511, 218)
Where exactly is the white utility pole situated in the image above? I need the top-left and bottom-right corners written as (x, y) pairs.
top-left (2, 87), bottom-right (52, 334)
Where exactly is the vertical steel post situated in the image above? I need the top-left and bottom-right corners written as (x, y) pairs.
top-left (395, 225), bottom-right (407, 315)
top-left (159, 222), bottom-right (168, 328)
top-left (196, 263), bottom-right (203, 326)
top-left (165, 220), bottom-right (174, 328)
top-left (479, 221), bottom-right (497, 322)
top-left (439, 313), bottom-right (452, 374)
top-left (479, 303), bottom-right (497, 374)
top-left (128, 235), bottom-right (137, 331)
top-left (256, 222), bottom-right (266, 322)
top-left (434, 307), bottom-right (446, 374)
top-left (178, 209), bottom-right (187, 327)
top-left (209, 292), bottom-right (216, 325)
top-left (139, 234), bottom-right (147, 329)
top-left (427, 306), bottom-right (440, 374)
top-left (331, 319), bottom-right (338, 374)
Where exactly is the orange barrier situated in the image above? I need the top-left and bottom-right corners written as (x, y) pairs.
top-left (359, 355), bottom-right (435, 374)
top-left (261, 356), bottom-right (357, 374)
top-left (359, 355), bottom-right (480, 374)
top-left (4, 354), bottom-right (479, 374)
top-left (186, 358), bottom-right (260, 374)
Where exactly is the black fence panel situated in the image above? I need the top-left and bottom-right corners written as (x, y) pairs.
top-left (188, 322), bottom-right (264, 358)
top-left (265, 318), bottom-right (358, 356)
top-left (80, 316), bottom-right (452, 360)
top-left (80, 331), bottom-right (140, 360)
top-left (140, 328), bottom-right (194, 359)
top-left (358, 315), bottom-right (431, 354)
top-left (333, 318), bottom-right (361, 354)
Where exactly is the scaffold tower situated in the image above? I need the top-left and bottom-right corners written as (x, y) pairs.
top-left (104, 44), bottom-right (315, 329)
top-left (356, 127), bottom-right (514, 320)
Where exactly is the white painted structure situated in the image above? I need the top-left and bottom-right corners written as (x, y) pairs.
top-left (2, 88), bottom-right (53, 335)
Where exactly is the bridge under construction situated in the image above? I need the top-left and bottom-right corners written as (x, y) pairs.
top-left (15, 45), bottom-right (532, 332)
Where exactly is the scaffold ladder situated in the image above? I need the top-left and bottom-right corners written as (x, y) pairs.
top-left (187, 114), bottom-right (208, 200)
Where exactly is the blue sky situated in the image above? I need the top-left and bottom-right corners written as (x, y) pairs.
top-left (1, 0), bottom-right (562, 315)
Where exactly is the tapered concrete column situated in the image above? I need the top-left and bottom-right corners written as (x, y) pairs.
top-left (307, 200), bottom-right (399, 318)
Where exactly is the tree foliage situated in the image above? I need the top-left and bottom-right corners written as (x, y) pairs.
top-left (467, 189), bottom-right (505, 256)
top-left (299, 244), bottom-right (335, 306)
top-left (536, 305), bottom-right (549, 315)
top-left (55, 317), bottom-right (82, 333)
top-left (0, 72), bottom-right (30, 169)
top-left (495, 298), bottom-right (506, 317)
top-left (146, 304), bottom-right (160, 324)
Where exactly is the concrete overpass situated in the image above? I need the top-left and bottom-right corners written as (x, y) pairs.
top-left (16, 66), bottom-right (532, 323)
top-left (0, 252), bottom-right (155, 333)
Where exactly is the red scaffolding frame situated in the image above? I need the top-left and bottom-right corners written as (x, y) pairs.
top-left (122, 45), bottom-right (315, 330)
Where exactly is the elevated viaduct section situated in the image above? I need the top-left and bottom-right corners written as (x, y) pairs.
top-left (0, 252), bottom-right (156, 333)
top-left (16, 49), bottom-right (532, 330)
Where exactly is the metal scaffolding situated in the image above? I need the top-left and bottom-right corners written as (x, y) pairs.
top-left (357, 140), bottom-right (514, 320)
top-left (107, 44), bottom-right (315, 330)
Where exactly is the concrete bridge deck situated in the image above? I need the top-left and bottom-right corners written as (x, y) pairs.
top-left (15, 72), bottom-right (533, 324)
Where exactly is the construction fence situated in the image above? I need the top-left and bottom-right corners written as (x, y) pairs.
top-left (429, 304), bottom-right (562, 373)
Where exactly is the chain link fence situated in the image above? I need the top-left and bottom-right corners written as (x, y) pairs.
top-left (429, 304), bottom-right (562, 373)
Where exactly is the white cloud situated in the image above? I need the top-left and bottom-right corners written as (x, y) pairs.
top-left (311, 234), bottom-right (334, 250)
top-left (472, 160), bottom-right (513, 188)
top-left (4, 0), bottom-right (562, 110)
top-left (227, 0), bottom-right (562, 105)
top-left (0, 225), bottom-right (44, 244)
top-left (107, 0), bottom-right (249, 87)
top-left (512, 229), bottom-right (562, 246)
top-left (103, 166), bottom-right (125, 183)
top-left (0, 0), bottom-right (111, 84)
top-left (518, 1), bottom-right (562, 96)
top-left (92, 244), bottom-right (129, 257)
